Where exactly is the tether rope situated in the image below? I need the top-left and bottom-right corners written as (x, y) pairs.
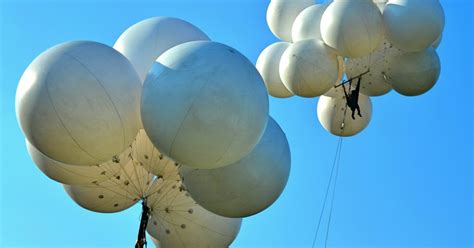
top-left (324, 139), bottom-right (344, 248)
top-left (311, 137), bottom-right (343, 248)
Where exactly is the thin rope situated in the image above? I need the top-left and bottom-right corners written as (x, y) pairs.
top-left (324, 139), bottom-right (344, 248)
top-left (311, 137), bottom-right (343, 248)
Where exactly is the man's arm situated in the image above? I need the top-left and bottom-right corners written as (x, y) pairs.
top-left (355, 77), bottom-right (361, 92)
top-left (342, 83), bottom-right (350, 99)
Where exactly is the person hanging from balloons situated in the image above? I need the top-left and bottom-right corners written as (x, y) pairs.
top-left (342, 77), bottom-right (362, 120)
top-left (335, 69), bottom-right (370, 120)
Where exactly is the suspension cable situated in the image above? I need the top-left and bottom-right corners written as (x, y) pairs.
top-left (311, 137), bottom-right (343, 248)
top-left (324, 139), bottom-right (344, 248)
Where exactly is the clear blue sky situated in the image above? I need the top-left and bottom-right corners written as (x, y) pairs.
top-left (0, 0), bottom-right (472, 247)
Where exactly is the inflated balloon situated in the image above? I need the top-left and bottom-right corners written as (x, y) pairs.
top-left (345, 39), bottom-right (404, 96)
top-left (179, 117), bottom-right (290, 218)
top-left (291, 4), bottom-right (328, 42)
top-left (146, 181), bottom-right (242, 248)
top-left (114, 17), bottom-right (210, 82)
top-left (279, 39), bottom-right (339, 97)
top-left (383, 0), bottom-right (445, 52)
top-left (141, 41), bottom-right (269, 169)
top-left (266, 0), bottom-right (314, 42)
top-left (320, 0), bottom-right (384, 58)
top-left (256, 42), bottom-right (294, 98)
top-left (386, 48), bottom-right (441, 96)
top-left (26, 139), bottom-right (128, 185)
top-left (131, 130), bottom-right (180, 181)
top-left (317, 87), bottom-right (373, 137)
top-left (64, 161), bottom-right (152, 213)
top-left (16, 41), bottom-right (142, 165)
top-left (335, 56), bottom-right (345, 86)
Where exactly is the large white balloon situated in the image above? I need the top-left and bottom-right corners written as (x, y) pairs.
top-left (114, 17), bottom-right (210, 82)
top-left (141, 41), bottom-right (269, 169)
top-left (16, 41), bottom-right (142, 165)
top-left (320, 0), bottom-right (384, 58)
top-left (291, 3), bottom-right (329, 42)
top-left (266, 0), bottom-right (314, 42)
top-left (179, 117), bottom-right (290, 218)
top-left (131, 130), bottom-right (180, 181)
top-left (386, 48), bottom-right (441, 96)
top-left (64, 161), bottom-right (152, 213)
top-left (383, 0), bottom-right (445, 52)
top-left (279, 39), bottom-right (338, 97)
top-left (26, 139), bottom-right (128, 185)
top-left (146, 180), bottom-right (242, 248)
top-left (345, 39), bottom-right (404, 96)
top-left (256, 42), bottom-right (294, 98)
top-left (317, 87), bottom-right (373, 137)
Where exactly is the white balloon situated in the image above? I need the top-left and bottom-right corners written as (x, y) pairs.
top-left (317, 88), bottom-right (373, 137)
top-left (141, 41), bottom-right (269, 169)
top-left (335, 55), bottom-right (345, 86)
top-left (146, 181), bottom-right (242, 248)
top-left (114, 17), bottom-right (210, 83)
top-left (383, 0), bottom-right (445, 52)
top-left (26, 139), bottom-right (129, 185)
top-left (279, 39), bottom-right (338, 97)
top-left (266, 0), bottom-right (314, 41)
top-left (320, 0), bottom-right (384, 58)
top-left (256, 42), bottom-right (294, 98)
top-left (64, 161), bottom-right (152, 213)
top-left (322, 55), bottom-right (345, 95)
top-left (345, 38), bottom-right (404, 96)
top-left (131, 130), bottom-right (180, 181)
top-left (291, 4), bottom-right (329, 42)
top-left (386, 48), bottom-right (441, 96)
top-left (16, 41), bottom-right (142, 165)
top-left (179, 117), bottom-right (290, 218)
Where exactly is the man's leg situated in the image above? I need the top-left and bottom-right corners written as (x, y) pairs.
top-left (357, 105), bottom-right (362, 117)
top-left (351, 108), bottom-right (356, 120)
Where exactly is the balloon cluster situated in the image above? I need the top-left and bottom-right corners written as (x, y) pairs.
top-left (258, 0), bottom-right (444, 136)
top-left (16, 17), bottom-right (291, 247)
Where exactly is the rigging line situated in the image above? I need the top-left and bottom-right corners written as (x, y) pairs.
top-left (133, 134), bottom-right (146, 194)
top-left (149, 181), bottom-right (178, 209)
top-left (131, 155), bottom-right (146, 197)
top-left (115, 158), bottom-right (143, 198)
top-left (101, 151), bottom-right (142, 197)
top-left (134, 132), bottom-right (152, 197)
top-left (94, 159), bottom-right (143, 200)
top-left (311, 138), bottom-right (343, 248)
top-left (324, 138), bottom-right (344, 248)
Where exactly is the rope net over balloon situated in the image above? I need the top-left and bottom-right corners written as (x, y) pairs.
top-left (259, 0), bottom-right (444, 137)
top-left (259, 0), bottom-right (445, 247)
top-left (17, 15), bottom-right (293, 248)
top-left (26, 128), bottom-right (243, 247)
